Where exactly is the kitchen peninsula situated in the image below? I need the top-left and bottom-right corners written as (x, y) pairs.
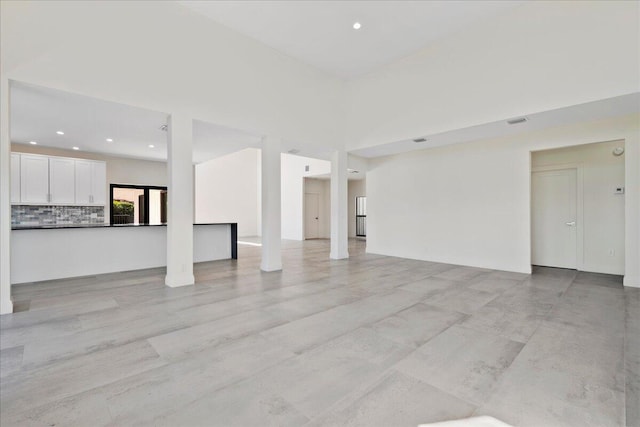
top-left (11, 223), bottom-right (238, 284)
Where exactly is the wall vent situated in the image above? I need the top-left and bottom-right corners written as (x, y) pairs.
top-left (507, 117), bottom-right (527, 125)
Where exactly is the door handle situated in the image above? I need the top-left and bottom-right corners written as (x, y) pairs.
top-left (565, 221), bottom-right (576, 226)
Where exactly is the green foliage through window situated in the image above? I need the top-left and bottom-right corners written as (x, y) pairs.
top-left (112, 200), bottom-right (134, 216)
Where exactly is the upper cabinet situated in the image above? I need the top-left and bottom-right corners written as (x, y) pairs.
top-left (49, 157), bottom-right (76, 204)
top-left (10, 153), bottom-right (20, 203)
top-left (75, 160), bottom-right (106, 205)
top-left (13, 153), bottom-right (106, 205)
top-left (20, 154), bottom-right (50, 204)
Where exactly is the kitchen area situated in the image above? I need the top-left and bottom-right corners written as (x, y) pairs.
top-left (8, 81), bottom-right (239, 286)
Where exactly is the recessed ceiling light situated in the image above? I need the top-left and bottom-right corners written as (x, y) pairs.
top-left (72, 146), bottom-right (79, 150)
top-left (148, 144), bottom-right (155, 148)
top-left (353, 22), bottom-right (361, 30)
top-left (106, 138), bottom-right (113, 142)
top-left (29, 141), bottom-right (37, 145)
top-left (56, 131), bottom-right (65, 135)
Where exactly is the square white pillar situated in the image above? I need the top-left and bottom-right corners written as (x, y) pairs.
top-left (0, 77), bottom-right (13, 314)
top-left (261, 136), bottom-right (282, 272)
top-left (165, 114), bottom-right (195, 287)
top-left (330, 150), bottom-right (349, 260)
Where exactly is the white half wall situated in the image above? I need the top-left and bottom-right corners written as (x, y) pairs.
top-left (11, 224), bottom-right (231, 284)
top-left (532, 140), bottom-right (625, 275)
top-left (195, 148), bottom-right (260, 237)
top-left (366, 114), bottom-right (639, 286)
top-left (281, 153), bottom-right (331, 240)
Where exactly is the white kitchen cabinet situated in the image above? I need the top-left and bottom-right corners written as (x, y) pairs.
top-left (91, 161), bottom-right (106, 204)
top-left (49, 157), bottom-right (76, 204)
top-left (20, 154), bottom-right (49, 204)
top-left (11, 153), bottom-right (20, 203)
top-left (75, 159), bottom-right (106, 205)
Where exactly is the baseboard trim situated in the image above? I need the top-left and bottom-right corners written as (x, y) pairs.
top-left (623, 275), bottom-right (640, 288)
top-left (165, 273), bottom-right (195, 288)
top-left (0, 298), bottom-right (14, 315)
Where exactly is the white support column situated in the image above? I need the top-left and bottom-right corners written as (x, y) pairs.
top-left (165, 114), bottom-right (195, 287)
top-left (0, 77), bottom-right (13, 314)
top-left (261, 136), bottom-right (282, 272)
top-left (330, 150), bottom-right (349, 260)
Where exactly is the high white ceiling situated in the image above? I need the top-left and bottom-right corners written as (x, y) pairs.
top-left (179, 0), bottom-right (525, 78)
top-left (10, 82), bottom-right (262, 164)
top-left (352, 93), bottom-right (640, 158)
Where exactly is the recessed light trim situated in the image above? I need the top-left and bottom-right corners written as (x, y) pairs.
top-left (29, 141), bottom-right (37, 145)
top-left (72, 146), bottom-right (79, 150)
top-left (507, 117), bottom-right (527, 125)
top-left (148, 144), bottom-right (155, 148)
top-left (56, 131), bottom-right (65, 135)
top-left (353, 22), bottom-right (361, 30)
top-left (106, 138), bottom-right (113, 142)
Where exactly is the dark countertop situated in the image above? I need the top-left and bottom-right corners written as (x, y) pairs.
top-left (12, 223), bottom-right (236, 230)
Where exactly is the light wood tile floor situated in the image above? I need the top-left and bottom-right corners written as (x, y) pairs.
top-left (1, 239), bottom-right (637, 426)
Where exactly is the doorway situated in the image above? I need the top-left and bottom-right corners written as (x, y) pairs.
top-left (530, 140), bottom-right (625, 275)
top-left (304, 193), bottom-right (320, 239)
top-left (531, 169), bottom-right (577, 269)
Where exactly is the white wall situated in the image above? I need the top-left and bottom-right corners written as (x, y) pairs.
top-left (281, 154), bottom-right (331, 240)
top-left (345, 1), bottom-right (639, 150)
top-left (531, 140), bottom-right (625, 275)
top-left (367, 114), bottom-right (639, 286)
top-left (11, 144), bottom-right (167, 221)
top-left (195, 149), bottom-right (332, 240)
top-left (195, 148), bottom-right (260, 237)
top-left (0, 1), bottom-right (344, 151)
top-left (348, 179), bottom-right (366, 238)
top-left (304, 178), bottom-right (331, 239)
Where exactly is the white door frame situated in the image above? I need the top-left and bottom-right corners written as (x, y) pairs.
top-left (531, 162), bottom-right (584, 271)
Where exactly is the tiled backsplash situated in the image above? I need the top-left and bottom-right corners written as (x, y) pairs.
top-left (12, 205), bottom-right (105, 226)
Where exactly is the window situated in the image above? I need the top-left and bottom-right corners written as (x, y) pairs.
top-left (110, 184), bottom-right (167, 225)
top-left (356, 196), bottom-right (366, 237)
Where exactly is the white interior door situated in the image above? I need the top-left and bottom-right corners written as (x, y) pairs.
top-left (304, 193), bottom-right (319, 239)
top-left (532, 168), bottom-right (578, 269)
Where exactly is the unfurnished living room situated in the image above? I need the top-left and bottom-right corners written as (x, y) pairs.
top-left (0, 1), bottom-right (639, 426)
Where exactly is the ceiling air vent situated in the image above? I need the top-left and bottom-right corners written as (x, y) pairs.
top-left (413, 138), bottom-right (427, 143)
top-left (507, 117), bottom-right (527, 125)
